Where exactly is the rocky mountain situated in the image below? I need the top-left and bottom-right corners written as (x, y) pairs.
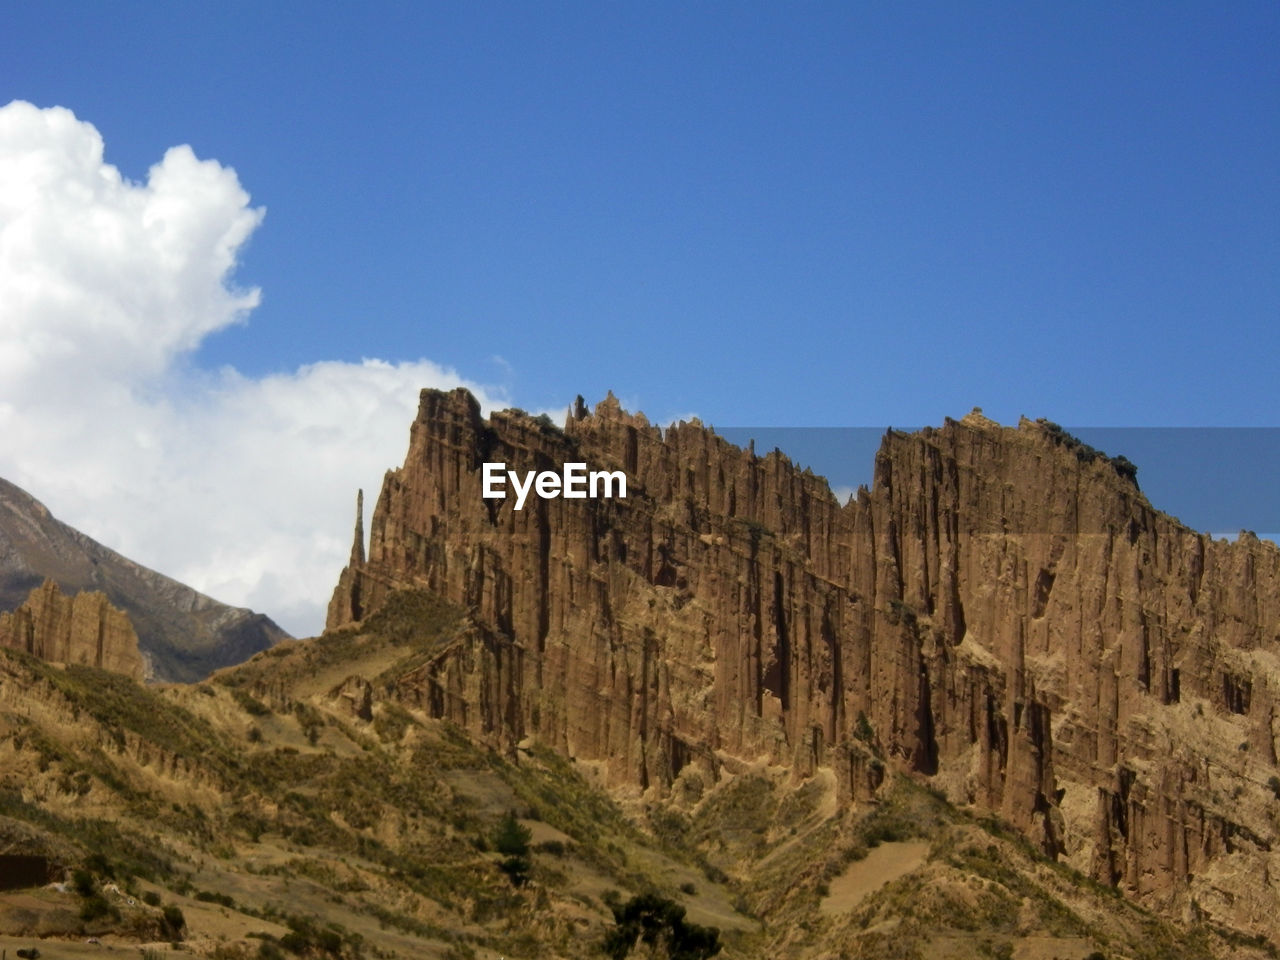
top-left (328, 387), bottom-right (1280, 944)
top-left (0, 584), bottom-right (1244, 960)
top-left (0, 476), bottom-right (288, 682)
top-left (1, 389), bottom-right (1275, 959)
top-left (0, 579), bottom-right (144, 680)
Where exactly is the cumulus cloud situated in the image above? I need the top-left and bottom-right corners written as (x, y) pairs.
top-left (0, 100), bottom-right (504, 635)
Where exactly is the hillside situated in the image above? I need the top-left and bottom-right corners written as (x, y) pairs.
top-left (0, 476), bottom-right (289, 681)
top-left (1, 392), bottom-right (1278, 958)
top-left (0, 589), bottom-right (1259, 959)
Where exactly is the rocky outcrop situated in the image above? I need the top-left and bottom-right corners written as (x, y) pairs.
top-left (0, 476), bottom-right (289, 681)
top-left (329, 674), bottom-right (374, 722)
top-left (0, 579), bottom-right (144, 680)
top-left (328, 388), bottom-right (1280, 937)
top-left (327, 489), bottom-right (366, 628)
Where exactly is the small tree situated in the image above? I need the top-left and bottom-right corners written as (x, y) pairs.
top-left (494, 811), bottom-right (532, 856)
top-left (494, 811), bottom-right (533, 886)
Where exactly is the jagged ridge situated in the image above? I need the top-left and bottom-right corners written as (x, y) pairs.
top-left (328, 388), bottom-right (1280, 941)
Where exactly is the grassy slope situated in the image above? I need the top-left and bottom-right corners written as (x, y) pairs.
top-left (0, 588), bottom-right (1271, 960)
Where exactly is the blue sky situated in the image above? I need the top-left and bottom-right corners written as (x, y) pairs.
top-left (8, 2), bottom-right (1277, 423)
top-left (1, 3), bottom-right (1277, 633)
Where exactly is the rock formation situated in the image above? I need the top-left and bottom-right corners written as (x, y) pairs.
top-left (0, 579), bottom-right (144, 680)
top-left (0, 476), bottom-right (289, 681)
top-left (328, 388), bottom-right (1280, 937)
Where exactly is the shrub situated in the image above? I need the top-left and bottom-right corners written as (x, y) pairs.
top-left (196, 889), bottom-right (236, 907)
top-left (499, 854), bottom-right (532, 887)
top-left (35, 907), bottom-right (80, 937)
top-left (493, 811), bottom-right (532, 857)
top-left (78, 894), bottom-right (116, 922)
top-left (233, 688), bottom-right (272, 717)
top-left (854, 711), bottom-right (875, 744)
top-left (72, 869), bottom-right (97, 897)
top-left (603, 892), bottom-right (722, 960)
top-left (701, 863), bottom-right (728, 884)
top-left (83, 853), bottom-right (115, 878)
top-left (161, 904), bottom-right (186, 940)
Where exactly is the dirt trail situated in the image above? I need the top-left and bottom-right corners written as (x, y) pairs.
top-left (819, 841), bottom-right (930, 914)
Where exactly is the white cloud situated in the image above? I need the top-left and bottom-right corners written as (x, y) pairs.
top-left (0, 100), bottom-right (504, 636)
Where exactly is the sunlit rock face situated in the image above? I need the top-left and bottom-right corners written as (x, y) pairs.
top-left (330, 388), bottom-right (1280, 937)
top-left (0, 579), bottom-right (144, 680)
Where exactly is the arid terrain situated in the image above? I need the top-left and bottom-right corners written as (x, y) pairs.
top-left (3, 391), bottom-right (1279, 959)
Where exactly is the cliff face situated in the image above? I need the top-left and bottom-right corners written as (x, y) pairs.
top-left (329, 388), bottom-right (1280, 935)
top-left (0, 476), bottom-right (289, 681)
top-left (0, 579), bottom-right (144, 680)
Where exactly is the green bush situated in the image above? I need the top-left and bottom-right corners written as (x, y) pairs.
top-left (161, 904), bottom-right (186, 940)
top-left (493, 811), bottom-right (532, 857)
top-left (603, 892), bottom-right (721, 960)
top-left (233, 688), bottom-right (273, 717)
top-left (72, 869), bottom-right (97, 897)
top-left (83, 852), bottom-right (116, 878)
top-left (499, 854), bottom-right (532, 887)
top-left (79, 893), bottom-right (116, 921)
top-left (196, 889), bottom-right (236, 907)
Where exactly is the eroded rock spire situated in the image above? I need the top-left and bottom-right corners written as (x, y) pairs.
top-left (350, 489), bottom-right (365, 567)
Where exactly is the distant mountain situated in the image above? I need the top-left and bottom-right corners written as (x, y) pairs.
top-left (0, 476), bottom-right (288, 681)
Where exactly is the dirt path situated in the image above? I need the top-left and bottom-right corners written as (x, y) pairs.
top-left (819, 841), bottom-right (930, 914)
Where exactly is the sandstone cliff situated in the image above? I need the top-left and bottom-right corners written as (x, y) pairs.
top-left (0, 579), bottom-right (144, 680)
top-left (328, 388), bottom-right (1280, 937)
top-left (0, 476), bottom-right (289, 681)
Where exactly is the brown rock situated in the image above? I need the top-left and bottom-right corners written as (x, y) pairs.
top-left (0, 475), bottom-right (289, 681)
top-left (329, 674), bottom-right (374, 722)
top-left (0, 579), bottom-right (144, 680)
top-left (328, 388), bottom-right (1280, 937)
